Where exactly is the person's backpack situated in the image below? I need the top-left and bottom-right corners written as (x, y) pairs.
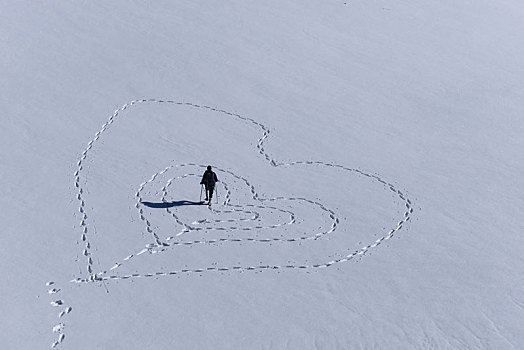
top-left (207, 171), bottom-right (215, 186)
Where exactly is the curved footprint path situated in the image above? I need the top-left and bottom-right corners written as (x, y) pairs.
top-left (47, 99), bottom-right (414, 348)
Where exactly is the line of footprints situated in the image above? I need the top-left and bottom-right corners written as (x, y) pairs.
top-left (46, 281), bottom-right (72, 348)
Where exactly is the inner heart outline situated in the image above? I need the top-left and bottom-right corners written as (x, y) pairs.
top-left (102, 163), bottom-right (341, 273)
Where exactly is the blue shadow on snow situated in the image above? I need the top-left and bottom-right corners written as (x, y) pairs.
top-left (141, 200), bottom-right (204, 208)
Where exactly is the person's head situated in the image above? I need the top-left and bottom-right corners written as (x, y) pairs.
top-left (207, 165), bottom-right (212, 171)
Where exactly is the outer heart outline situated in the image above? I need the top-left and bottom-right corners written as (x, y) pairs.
top-left (47, 98), bottom-right (414, 348)
top-left (72, 99), bottom-right (413, 282)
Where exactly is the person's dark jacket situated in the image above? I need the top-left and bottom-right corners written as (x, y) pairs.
top-left (200, 170), bottom-right (218, 186)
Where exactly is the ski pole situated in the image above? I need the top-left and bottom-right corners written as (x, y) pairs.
top-left (215, 185), bottom-right (219, 204)
top-left (200, 184), bottom-right (204, 202)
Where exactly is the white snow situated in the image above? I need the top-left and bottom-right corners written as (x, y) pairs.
top-left (1, 1), bottom-right (524, 349)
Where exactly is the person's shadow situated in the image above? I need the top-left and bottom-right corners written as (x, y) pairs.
top-left (141, 200), bottom-right (204, 208)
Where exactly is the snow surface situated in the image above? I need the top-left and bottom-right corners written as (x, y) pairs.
top-left (2, 1), bottom-right (524, 349)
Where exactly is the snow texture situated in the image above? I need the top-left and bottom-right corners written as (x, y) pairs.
top-left (1, 1), bottom-right (524, 349)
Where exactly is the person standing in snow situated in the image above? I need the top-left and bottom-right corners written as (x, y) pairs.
top-left (200, 165), bottom-right (218, 205)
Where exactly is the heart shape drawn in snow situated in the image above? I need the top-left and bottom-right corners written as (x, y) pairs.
top-left (47, 99), bottom-right (414, 348)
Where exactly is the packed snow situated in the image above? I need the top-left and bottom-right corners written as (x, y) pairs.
top-left (1, 1), bottom-right (524, 349)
